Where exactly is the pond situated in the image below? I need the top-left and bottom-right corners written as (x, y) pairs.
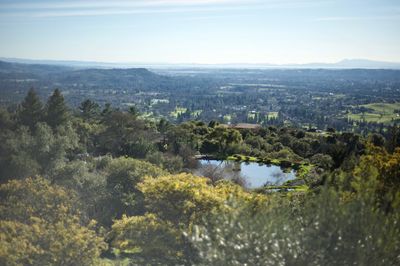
top-left (197, 160), bottom-right (296, 189)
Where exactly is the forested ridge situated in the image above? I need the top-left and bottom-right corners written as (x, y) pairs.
top-left (1, 88), bottom-right (400, 265)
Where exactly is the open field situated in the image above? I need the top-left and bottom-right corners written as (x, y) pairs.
top-left (266, 112), bottom-right (279, 120)
top-left (361, 103), bottom-right (400, 113)
top-left (348, 102), bottom-right (400, 123)
top-left (191, 110), bottom-right (203, 117)
top-left (170, 107), bottom-right (187, 118)
top-left (223, 114), bottom-right (232, 122)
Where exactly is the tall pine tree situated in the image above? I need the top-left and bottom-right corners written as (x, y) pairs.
top-left (45, 89), bottom-right (69, 129)
top-left (18, 88), bottom-right (44, 131)
top-left (79, 99), bottom-right (100, 120)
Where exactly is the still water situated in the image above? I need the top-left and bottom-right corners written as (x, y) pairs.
top-left (198, 160), bottom-right (296, 189)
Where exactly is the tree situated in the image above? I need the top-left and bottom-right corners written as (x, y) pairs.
top-left (0, 108), bottom-right (14, 130)
top-left (98, 111), bottom-right (158, 158)
top-left (146, 151), bottom-right (183, 173)
top-left (128, 106), bottom-right (139, 118)
top-left (310, 153), bottom-right (334, 169)
top-left (101, 103), bottom-right (113, 117)
top-left (53, 160), bottom-right (110, 225)
top-left (79, 99), bottom-right (100, 120)
top-left (0, 126), bottom-right (40, 181)
top-left (138, 173), bottom-right (226, 227)
top-left (0, 122), bottom-right (78, 181)
top-left (109, 173), bottom-right (263, 265)
top-left (110, 213), bottom-right (194, 265)
top-left (189, 190), bottom-right (400, 266)
top-left (17, 88), bottom-right (44, 131)
top-left (0, 177), bottom-right (107, 265)
top-left (352, 145), bottom-right (400, 212)
top-left (104, 157), bottom-right (166, 223)
top-left (46, 89), bottom-right (69, 129)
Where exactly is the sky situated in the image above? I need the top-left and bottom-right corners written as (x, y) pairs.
top-left (0, 0), bottom-right (399, 64)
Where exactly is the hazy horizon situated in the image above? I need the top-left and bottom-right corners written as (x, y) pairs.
top-left (2, 56), bottom-right (400, 67)
top-left (1, 0), bottom-right (399, 64)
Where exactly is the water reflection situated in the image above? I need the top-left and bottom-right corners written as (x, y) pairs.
top-left (196, 160), bottom-right (296, 189)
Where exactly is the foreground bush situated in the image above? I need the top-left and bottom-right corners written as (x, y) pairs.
top-left (109, 213), bottom-right (196, 265)
top-left (0, 177), bottom-right (107, 266)
top-left (189, 189), bottom-right (400, 266)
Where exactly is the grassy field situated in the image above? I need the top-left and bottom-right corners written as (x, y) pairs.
top-left (348, 102), bottom-right (400, 123)
top-left (361, 103), bottom-right (400, 113)
top-left (223, 114), bottom-right (232, 122)
top-left (266, 112), bottom-right (279, 120)
top-left (170, 107), bottom-right (187, 118)
top-left (247, 112), bottom-right (257, 120)
top-left (191, 110), bottom-right (203, 118)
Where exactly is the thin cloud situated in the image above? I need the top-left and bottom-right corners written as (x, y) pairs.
top-left (0, 0), bottom-right (332, 18)
top-left (0, 0), bottom-right (260, 18)
top-left (314, 16), bottom-right (400, 21)
top-left (0, 0), bottom-right (325, 10)
top-left (1, 5), bottom-right (260, 18)
top-left (0, 0), bottom-right (255, 9)
top-left (33, 6), bottom-right (248, 18)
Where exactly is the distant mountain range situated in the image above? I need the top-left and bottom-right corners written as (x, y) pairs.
top-left (292, 59), bottom-right (400, 69)
top-left (1, 57), bottom-right (400, 69)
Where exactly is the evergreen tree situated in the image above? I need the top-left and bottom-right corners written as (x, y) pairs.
top-left (79, 99), bottom-right (99, 120)
top-left (101, 103), bottom-right (113, 117)
top-left (129, 106), bottom-right (139, 118)
top-left (17, 88), bottom-right (44, 131)
top-left (45, 89), bottom-right (69, 129)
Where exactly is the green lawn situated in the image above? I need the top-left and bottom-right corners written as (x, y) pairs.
top-left (170, 107), bottom-right (187, 118)
top-left (247, 112), bottom-right (256, 120)
top-left (266, 112), bottom-right (278, 120)
top-left (223, 114), bottom-right (232, 122)
top-left (191, 110), bottom-right (203, 117)
top-left (348, 102), bottom-right (400, 123)
top-left (361, 103), bottom-right (400, 113)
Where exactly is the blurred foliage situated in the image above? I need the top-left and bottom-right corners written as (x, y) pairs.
top-left (189, 190), bottom-right (400, 266)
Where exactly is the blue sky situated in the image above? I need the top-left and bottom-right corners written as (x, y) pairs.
top-left (0, 0), bottom-right (399, 64)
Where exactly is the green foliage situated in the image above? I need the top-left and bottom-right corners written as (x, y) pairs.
top-left (310, 153), bottom-right (334, 169)
top-left (0, 126), bottom-right (41, 180)
top-left (352, 144), bottom-right (400, 211)
top-left (53, 160), bottom-right (110, 225)
top-left (17, 88), bottom-right (44, 131)
top-left (111, 173), bottom-right (261, 264)
top-left (0, 177), bottom-right (107, 266)
top-left (2, 90), bottom-right (400, 265)
top-left (105, 157), bottom-right (167, 221)
top-left (138, 173), bottom-right (262, 228)
top-left (0, 122), bottom-right (79, 181)
top-left (79, 99), bottom-right (100, 120)
top-left (98, 111), bottom-right (158, 158)
top-left (73, 117), bottom-right (105, 153)
top-left (0, 176), bottom-right (79, 222)
top-left (45, 89), bottom-right (70, 129)
top-left (109, 213), bottom-right (193, 265)
top-left (189, 190), bottom-right (400, 266)
top-left (0, 107), bottom-right (14, 130)
top-left (138, 173), bottom-right (225, 227)
top-left (145, 151), bottom-right (184, 173)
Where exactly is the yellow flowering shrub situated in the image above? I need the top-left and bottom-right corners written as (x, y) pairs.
top-left (0, 177), bottom-right (107, 266)
top-left (110, 213), bottom-right (187, 264)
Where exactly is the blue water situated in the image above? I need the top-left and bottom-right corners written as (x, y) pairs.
top-left (198, 160), bottom-right (296, 189)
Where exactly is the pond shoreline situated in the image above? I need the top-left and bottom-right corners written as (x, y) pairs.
top-left (195, 154), bottom-right (313, 192)
top-left (195, 154), bottom-right (310, 170)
